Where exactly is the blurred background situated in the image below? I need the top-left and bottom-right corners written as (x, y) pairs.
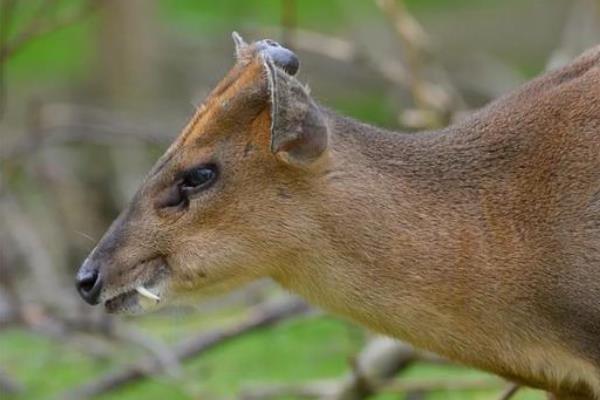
top-left (1, 1), bottom-right (599, 399)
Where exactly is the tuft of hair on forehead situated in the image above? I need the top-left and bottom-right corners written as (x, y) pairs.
top-left (232, 31), bottom-right (248, 59)
top-left (232, 31), bottom-right (257, 64)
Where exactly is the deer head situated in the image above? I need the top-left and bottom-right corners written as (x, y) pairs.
top-left (75, 33), bottom-right (331, 313)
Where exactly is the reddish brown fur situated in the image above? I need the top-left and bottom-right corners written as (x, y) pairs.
top-left (79, 40), bottom-right (600, 399)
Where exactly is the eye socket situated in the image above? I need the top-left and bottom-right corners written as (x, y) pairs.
top-left (181, 164), bottom-right (218, 192)
top-left (158, 164), bottom-right (219, 210)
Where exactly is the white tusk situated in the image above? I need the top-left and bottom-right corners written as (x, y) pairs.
top-left (136, 286), bottom-right (160, 301)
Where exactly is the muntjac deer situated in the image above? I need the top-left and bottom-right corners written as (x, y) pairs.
top-left (76, 34), bottom-right (600, 399)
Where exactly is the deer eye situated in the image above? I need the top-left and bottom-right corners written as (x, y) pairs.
top-left (157, 164), bottom-right (219, 209)
top-left (181, 164), bottom-right (218, 192)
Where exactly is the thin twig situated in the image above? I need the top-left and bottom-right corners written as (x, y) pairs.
top-left (0, 0), bottom-right (98, 64)
top-left (1, 102), bottom-right (173, 161)
top-left (376, 0), bottom-right (430, 109)
top-left (375, 0), bottom-right (460, 128)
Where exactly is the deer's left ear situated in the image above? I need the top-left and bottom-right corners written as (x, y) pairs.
top-left (263, 56), bottom-right (329, 167)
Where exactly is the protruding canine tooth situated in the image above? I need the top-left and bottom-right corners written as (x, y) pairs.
top-left (136, 286), bottom-right (160, 301)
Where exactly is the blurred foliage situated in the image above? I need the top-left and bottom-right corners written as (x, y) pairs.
top-left (1, 313), bottom-right (545, 400)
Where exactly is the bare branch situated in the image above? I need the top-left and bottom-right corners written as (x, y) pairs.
top-left (497, 383), bottom-right (521, 400)
top-left (332, 337), bottom-right (415, 400)
top-left (546, 0), bottom-right (600, 70)
top-left (241, 376), bottom-right (505, 400)
top-left (0, 194), bottom-right (71, 310)
top-left (383, 377), bottom-right (505, 393)
top-left (64, 299), bottom-right (310, 399)
top-left (1, 102), bottom-right (173, 161)
top-left (242, 381), bottom-right (338, 400)
top-left (110, 324), bottom-right (183, 379)
top-left (375, 0), bottom-right (461, 128)
top-left (375, 0), bottom-right (434, 109)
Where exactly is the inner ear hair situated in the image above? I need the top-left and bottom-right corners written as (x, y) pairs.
top-left (263, 56), bottom-right (329, 167)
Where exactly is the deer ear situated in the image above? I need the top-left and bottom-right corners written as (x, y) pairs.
top-left (264, 56), bottom-right (329, 167)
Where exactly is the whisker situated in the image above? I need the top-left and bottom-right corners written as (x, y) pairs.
top-left (74, 230), bottom-right (96, 242)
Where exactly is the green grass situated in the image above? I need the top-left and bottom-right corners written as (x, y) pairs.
top-left (0, 312), bottom-right (546, 400)
top-left (0, 329), bottom-right (113, 399)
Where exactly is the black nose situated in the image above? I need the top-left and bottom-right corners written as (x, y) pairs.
top-left (76, 261), bottom-right (103, 305)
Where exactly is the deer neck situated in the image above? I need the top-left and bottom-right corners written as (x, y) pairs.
top-left (272, 108), bottom-right (518, 340)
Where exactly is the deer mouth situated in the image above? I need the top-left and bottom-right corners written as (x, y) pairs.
top-left (103, 260), bottom-right (170, 314)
